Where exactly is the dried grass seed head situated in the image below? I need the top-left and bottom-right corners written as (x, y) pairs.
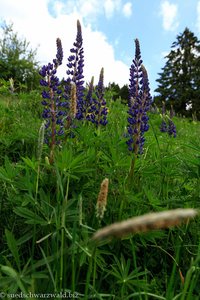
top-left (70, 81), bottom-right (77, 118)
top-left (96, 178), bottom-right (109, 220)
top-left (92, 208), bottom-right (198, 242)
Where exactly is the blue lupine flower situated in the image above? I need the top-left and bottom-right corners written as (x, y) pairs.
top-left (87, 68), bottom-right (108, 127)
top-left (168, 105), bottom-right (176, 137)
top-left (84, 76), bottom-right (95, 119)
top-left (168, 120), bottom-right (176, 137)
top-left (127, 39), bottom-right (152, 154)
top-left (39, 38), bottom-right (67, 151)
top-left (65, 20), bottom-right (85, 120)
top-left (160, 101), bottom-right (168, 133)
top-left (160, 120), bottom-right (168, 132)
top-left (55, 38), bottom-right (63, 66)
top-left (160, 102), bottom-right (176, 137)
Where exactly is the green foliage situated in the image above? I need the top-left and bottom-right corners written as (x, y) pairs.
top-left (0, 92), bottom-right (42, 164)
top-left (0, 22), bottom-right (40, 92)
top-left (106, 82), bottom-right (129, 103)
top-left (0, 92), bottom-right (200, 298)
top-left (155, 28), bottom-right (200, 120)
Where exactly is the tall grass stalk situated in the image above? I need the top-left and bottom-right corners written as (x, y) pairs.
top-left (84, 247), bottom-right (96, 299)
top-left (60, 175), bottom-right (70, 289)
top-left (36, 121), bottom-right (45, 201)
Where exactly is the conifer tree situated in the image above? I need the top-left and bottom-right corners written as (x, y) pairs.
top-left (155, 28), bottom-right (200, 119)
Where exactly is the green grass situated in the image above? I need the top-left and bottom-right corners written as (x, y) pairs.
top-left (0, 92), bottom-right (200, 299)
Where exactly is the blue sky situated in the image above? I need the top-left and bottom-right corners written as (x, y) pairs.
top-left (0, 0), bottom-right (200, 94)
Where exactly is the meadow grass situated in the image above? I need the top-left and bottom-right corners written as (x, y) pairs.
top-left (0, 92), bottom-right (200, 299)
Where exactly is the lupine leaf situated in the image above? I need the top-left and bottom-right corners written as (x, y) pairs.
top-left (5, 229), bottom-right (21, 271)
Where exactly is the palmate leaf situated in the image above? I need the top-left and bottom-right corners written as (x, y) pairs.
top-left (56, 148), bottom-right (95, 177)
top-left (0, 266), bottom-right (28, 293)
top-left (0, 156), bottom-right (18, 182)
top-left (5, 229), bottom-right (21, 271)
top-left (110, 255), bottom-right (148, 292)
top-left (0, 277), bottom-right (13, 287)
top-left (21, 156), bottom-right (38, 172)
top-left (1, 265), bottom-right (18, 278)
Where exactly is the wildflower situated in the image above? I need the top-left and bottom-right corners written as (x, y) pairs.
top-left (127, 39), bottom-right (152, 155)
top-left (96, 178), bottom-right (109, 220)
top-left (160, 101), bottom-right (168, 132)
top-left (168, 105), bottom-right (176, 137)
top-left (160, 120), bottom-right (168, 132)
top-left (39, 38), bottom-right (66, 147)
top-left (92, 208), bottom-right (198, 242)
top-left (84, 76), bottom-right (95, 119)
top-left (168, 119), bottom-right (176, 137)
top-left (87, 68), bottom-right (108, 127)
top-left (66, 20), bottom-right (84, 120)
top-left (160, 102), bottom-right (176, 137)
top-left (54, 38), bottom-right (63, 67)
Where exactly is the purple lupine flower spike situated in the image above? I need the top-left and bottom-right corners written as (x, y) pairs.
top-left (96, 68), bottom-right (108, 126)
top-left (168, 105), bottom-right (176, 137)
top-left (160, 101), bottom-right (168, 132)
top-left (85, 76), bottom-right (94, 119)
top-left (39, 38), bottom-right (65, 162)
top-left (127, 39), bottom-right (152, 155)
top-left (168, 120), bottom-right (176, 137)
top-left (160, 120), bottom-right (168, 132)
top-left (66, 20), bottom-right (85, 120)
top-left (129, 38), bottom-right (142, 101)
top-left (160, 102), bottom-right (176, 137)
top-left (87, 68), bottom-right (108, 127)
top-left (55, 38), bottom-right (63, 66)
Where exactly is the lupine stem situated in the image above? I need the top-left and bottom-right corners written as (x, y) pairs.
top-left (128, 155), bottom-right (136, 183)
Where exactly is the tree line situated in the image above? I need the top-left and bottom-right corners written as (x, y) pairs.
top-left (154, 27), bottom-right (200, 120)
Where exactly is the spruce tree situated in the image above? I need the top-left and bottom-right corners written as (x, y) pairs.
top-left (155, 28), bottom-right (200, 119)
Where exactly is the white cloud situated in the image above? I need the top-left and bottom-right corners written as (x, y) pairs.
top-left (83, 27), bottom-right (129, 86)
top-left (196, 1), bottom-right (200, 33)
top-left (49, 0), bottom-right (100, 22)
top-left (160, 0), bottom-right (179, 31)
top-left (79, 0), bottom-right (100, 20)
top-left (104, 0), bottom-right (115, 19)
top-left (51, 1), bottom-right (65, 16)
top-left (122, 2), bottom-right (132, 18)
top-left (0, 0), bottom-right (129, 87)
top-left (48, 0), bottom-right (130, 22)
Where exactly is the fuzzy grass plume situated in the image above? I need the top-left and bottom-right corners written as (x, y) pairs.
top-left (70, 81), bottom-right (77, 118)
top-left (92, 208), bottom-right (198, 242)
top-left (37, 121), bottom-right (46, 161)
top-left (96, 178), bottom-right (109, 220)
